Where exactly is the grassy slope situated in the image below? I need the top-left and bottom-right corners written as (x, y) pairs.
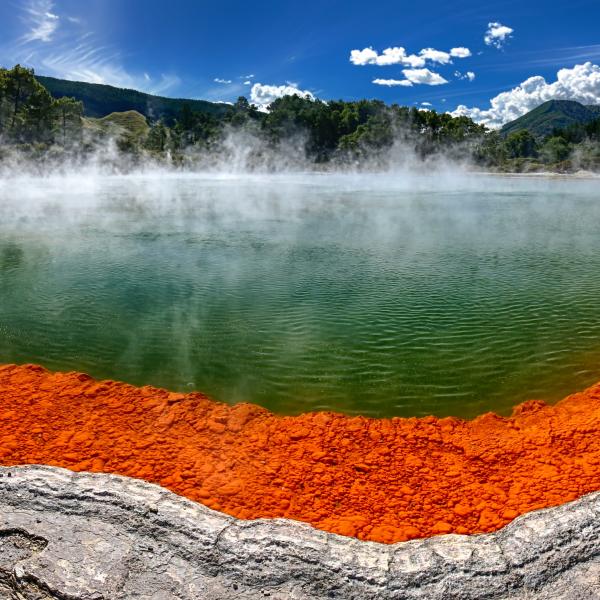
top-left (36, 75), bottom-right (232, 122)
top-left (83, 110), bottom-right (150, 146)
top-left (98, 111), bottom-right (150, 137)
top-left (501, 100), bottom-right (600, 138)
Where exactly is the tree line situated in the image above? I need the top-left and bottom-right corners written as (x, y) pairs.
top-left (484, 120), bottom-right (600, 171)
top-left (1, 64), bottom-right (599, 172)
top-left (0, 65), bottom-right (82, 147)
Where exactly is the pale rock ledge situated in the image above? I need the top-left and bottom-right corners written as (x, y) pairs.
top-left (0, 465), bottom-right (599, 599)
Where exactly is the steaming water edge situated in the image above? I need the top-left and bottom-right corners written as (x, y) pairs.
top-left (1, 172), bottom-right (599, 418)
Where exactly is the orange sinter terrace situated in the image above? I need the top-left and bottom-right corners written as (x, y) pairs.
top-left (1, 363), bottom-right (600, 544)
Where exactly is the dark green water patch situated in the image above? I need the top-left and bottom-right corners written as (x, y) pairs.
top-left (1, 173), bottom-right (600, 418)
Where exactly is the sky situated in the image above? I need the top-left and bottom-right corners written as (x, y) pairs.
top-left (1, 0), bottom-right (600, 127)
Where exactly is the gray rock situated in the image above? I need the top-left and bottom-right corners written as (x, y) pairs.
top-left (0, 465), bottom-right (598, 599)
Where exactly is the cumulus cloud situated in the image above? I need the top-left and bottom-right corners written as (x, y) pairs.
top-left (421, 102), bottom-right (432, 106)
top-left (451, 62), bottom-right (600, 127)
top-left (350, 47), bottom-right (424, 67)
top-left (250, 82), bottom-right (314, 111)
top-left (484, 22), bottom-right (514, 49)
top-left (455, 70), bottom-right (476, 81)
top-left (372, 78), bottom-right (413, 87)
top-left (402, 68), bottom-right (448, 86)
top-left (419, 48), bottom-right (452, 64)
top-left (350, 45), bottom-right (471, 68)
top-left (22, 0), bottom-right (59, 43)
top-left (214, 78), bottom-right (232, 84)
top-left (450, 47), bottom-right (472, 58)
top-left (373, 68), bottom-right (448, 87)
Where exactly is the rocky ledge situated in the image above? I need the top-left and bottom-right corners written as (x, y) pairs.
top-left (0, 466), bottom-right (599, 599)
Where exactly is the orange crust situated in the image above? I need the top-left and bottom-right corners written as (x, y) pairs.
top-left (1, 363), bottom-right (599, 543)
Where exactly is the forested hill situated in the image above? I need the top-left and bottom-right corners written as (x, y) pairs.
top-left (35, 75), bottom-right (232, 122)
top-left (501, 100), bottom-right (600, 138)
top-left (2, 64), bottom-right (599, 173)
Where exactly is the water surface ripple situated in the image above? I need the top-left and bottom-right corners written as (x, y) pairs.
top-left (1, 173), bottom-right (599, 418)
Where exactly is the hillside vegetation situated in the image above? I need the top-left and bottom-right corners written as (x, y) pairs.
top-left (1, 65), bottom-right (599, 173)
top-left (501, 100), bottom-right (600, 138)
top-left (36, 75), bottom-right (231, 121)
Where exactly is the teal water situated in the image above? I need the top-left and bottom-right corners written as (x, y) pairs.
top-left (1, 172), bottom-right (600, 418)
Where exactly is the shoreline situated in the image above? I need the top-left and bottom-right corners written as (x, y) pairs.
top-left (0, 165), bottom-right (599, 182)
top-left (1, 363), bottom-right (600, 544)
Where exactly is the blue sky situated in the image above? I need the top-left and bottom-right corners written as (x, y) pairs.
top-left (1, 0), bottom-right (600, 126)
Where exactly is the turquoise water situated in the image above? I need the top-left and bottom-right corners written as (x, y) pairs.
top-left (1, 172), bottom-right (600, 418)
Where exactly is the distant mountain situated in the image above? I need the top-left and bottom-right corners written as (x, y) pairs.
top-left (35, 75), bottom-right (232, 122)
top-left (501, 100), bottom-right (600, 138)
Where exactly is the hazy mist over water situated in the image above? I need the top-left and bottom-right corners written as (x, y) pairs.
top-left (1, 171), bottom-right (600, 418)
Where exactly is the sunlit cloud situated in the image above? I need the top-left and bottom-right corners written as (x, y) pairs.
top-left (351, 47), bottom-right (424, 67)
top-left (455, 70), bottom-right (476, 81)
top-left (350, 45), bottom-right (471, 67)
top-left (250, 82), bottom-right (314, 111)
top-left (450, 47), bottom-right (472, 58)
top-left (451, 62), bottom-right (600, 127)
top-left (419, 48), bottom-right (452, 65)
top-left (403, 68), bottom-right (448, 85)
top-left (372, 78), bottom-right (413, 87)
top-left (22, 0), bottom-right (59, 43)
top-left (214, 77), bottom-right (232, 84)
top-left (484, 22), bottom-right (514, 49)
top-left (2, 2), bottom-right (181, 96)
top-left (372, 68), bottom-right (449, 87)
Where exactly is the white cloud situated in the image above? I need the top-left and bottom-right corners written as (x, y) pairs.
top-left (455, 70), bottom-right (476, 81)
top-left (31, 37), bottom-right (180, 93)
top-left (451, 62), bottom-right (600, 128)
top-left (243, 80), bottom-right (251, 85)
top-left (150, 74), bottom-right (182, 96)
top-left (450, 47), bottom-right (472, 58)
top-left (350, 46), bottom-right (425, 67)
top-left (350, 45), bottom-right (471, 67)
top-left (421, 102), bottom-right (432, 106)
top-left (3, 2), bottom-right (181, 95)
top-left (372, 78), bottom-right (413, 87)
top-left (22, 0), bottom-right (59, 43)
top-left (250, 82), bottom-right (314, 111)
top-left (214, 77), bottom-right (232, 84)
top-left (419, 48), bottom-right (451, 64)
top-left (402, 68), bottom-right (448, 85)
top-left (484, 22), bottom-right (514, 49)
top-left (372, 69), bottom-right (449, 87)
top-left (0, 0), bottom-right (180, 97)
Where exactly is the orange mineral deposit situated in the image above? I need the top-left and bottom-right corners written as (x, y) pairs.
top-left (1, 363), bottom-right (600, 544)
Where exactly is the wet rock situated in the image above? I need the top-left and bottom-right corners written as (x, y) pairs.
top-left (0, 465), bottom-right (599, 599)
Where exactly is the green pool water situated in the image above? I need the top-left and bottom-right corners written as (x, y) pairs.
top-left (1, 172), bottom-right (600, 419)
